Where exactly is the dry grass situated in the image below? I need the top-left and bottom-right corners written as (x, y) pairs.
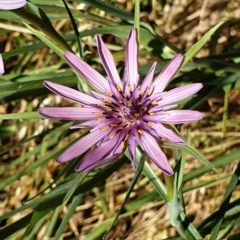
top-left (1, 0), bottom-right (240, 240)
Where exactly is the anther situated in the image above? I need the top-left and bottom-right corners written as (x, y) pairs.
top-left (137, 129), bottom-right (143, 135)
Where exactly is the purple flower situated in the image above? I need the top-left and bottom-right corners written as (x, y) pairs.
top-left (0, 0), bottom-right (27, 10)
top-left (39, 29), bottom-right (203, 175)
top-left (0, 54), bottom-right (4, 75)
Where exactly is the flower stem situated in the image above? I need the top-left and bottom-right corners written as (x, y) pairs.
top-left (164, 174), bottom-right (174, 201)
top-left (134, 0), bottom-right (140, 37)
top-left (164, 174), bottom-right (186, 239)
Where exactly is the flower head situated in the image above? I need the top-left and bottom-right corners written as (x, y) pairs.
top-left (39, 29), bottom-right (203, 175)
top-left (0, 0), bottom-right (27, 10)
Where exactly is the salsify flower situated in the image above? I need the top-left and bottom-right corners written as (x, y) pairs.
top-left (39, 29), bottom-right (203, 175)
top-left (0, 0), bottom-right (27, 10)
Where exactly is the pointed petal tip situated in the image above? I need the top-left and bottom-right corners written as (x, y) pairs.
top-left (125, 28), bottom-right (139, 87)
top-left (129, 28), bottom-right (137, 36)
top-left (63, 50), bottom-right (73, 59)
top-left (163, 167), bottom-right (174, 176)
top-left (153, 54), bottom-right (185, 92)
top-left (43, 80), bottom-right (52, 87)
top-left (56, 156), bottom-right (67, 164)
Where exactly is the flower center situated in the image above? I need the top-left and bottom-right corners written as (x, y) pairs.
top-left (120, 105), bottom-right (131, 118)
top-left (117, 98), bottom-right (146, 124)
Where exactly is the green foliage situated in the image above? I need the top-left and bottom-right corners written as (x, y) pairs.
top-left (0, 1), bottom-right (239, 240)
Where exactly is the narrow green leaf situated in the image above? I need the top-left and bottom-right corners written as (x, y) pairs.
top-left (183, 149), bottom-right (240, 182)
top-left (62, 0), bottom-right (84, 57)
top-left (25, 23), bottom-right (64, 56)
top-left (134, 0), bottom-right (140, 36)
top-left (104, 150), bottom-right (145, 238)
top-left (13, 5), bottom-right (70, 52)
top-left (76, 0), bottom-right (133, 21)
top-left (0, 112), bottom-right (41, 120)
top-left (62, 172), bottom-right (87, 205)
top-left (22, 209), bottom-right (49, 239)
top-left (54, 195), bottom-right (82, 240)
top-left (210, 163), bottom-right (240, 240)
top-left (141, 158), bottom-right (167, 201)
top-left (163, 142), bottom-right (216, 172)
top-left (0, 213), bottom-right (33, 240)
top-left (184, 22), bottom-right (223, 65)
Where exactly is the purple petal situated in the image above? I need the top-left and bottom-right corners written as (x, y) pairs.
top-left (150, 104), bottom-right (178, 113)
top-left (153, 54), bottom-right (184, 92)
top-left (141, 62), bottom-right (157, 90)
top-left (124, 29), bottom-right (139, 87)
top-left (44, 81), bottom-right (101, 105)
top-left (0, 54), bottom-right (4, 75)
top-left (38, 107), bottom-right (101, 120)
top-left (160, 83), bottom-right (203, 106)
top-left (96, 35), bottom-right (122, 87)
top-left (77, 153), bottom-right (118, 172)
top-left (57, 127), bottom-right (112, 163)
top-left (90, 90), bottom-right (118, 105)
top-left (0, 0), bottom-right (26, 10)
top-left (70, 120), bottom-right (99, 129)
top-left (151, 123), bottom-right (184, 143)
top-left (75, 133), bottom-right (123, 171)
top-left (90, 118), bottom-right (121, 133)
top-left (139, 131), bottom-right (173, 175)
top-left (142, 112), bottom-right (169, 122)
top-left (64, 51), bottom-right (110, 92)
top-left (160, 110), bottom-right (203, 124)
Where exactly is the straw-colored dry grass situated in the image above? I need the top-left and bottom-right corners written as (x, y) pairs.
top-left (1, 1), bottom-right (240, 239)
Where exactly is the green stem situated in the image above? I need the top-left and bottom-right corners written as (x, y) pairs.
top-left (164, 174), bottom-right (186, 239)
top-left (164, 174), bottom-right (174, 201)
top-left (134, 0), bottom-right (140, 37)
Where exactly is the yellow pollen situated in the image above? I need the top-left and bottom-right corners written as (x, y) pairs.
top-left (118, 100), bottom-right (123, 104)
top-left (97, 103), bottom-right (105, 107)
top-left (93, 111), bottom-right (103, 115)
top-left (118, 125), bottom-right (124, 130)
top-left (104, 99), bottom-right (112, 104)
top-left (127, 85), bottom-right (132, 92)
top-left (147, 122), bottom-right (152, 127)
top-left (101, 125), bottom-right (109, 131)
top-left (121, 134), bottom-right (129, 149)
top-left (112, 114), bottom-right (119, 118)
top-left (97, 117), bottom-right (106, 121)
top-left (117, 84), bottom-right (122, 92)
top-left (127, 100), bottom-right (132, 106)
top-left (109, 132), bottom-right (116, 138)
top-left (104, 107), bottom-right (113, 111)
top-left (137, 102), bottom-right (143, 106)
top-left (138, 89), bottom-right (142, 95)
top-left (151, 100), bottom-right (158, 105)
top-left (105, 91), bottom-right (113, 97)
top-left (110, 123), bottom-right (118, 127)
top-left (149, 112), bottom-right (155, 116)
top-left (138, 129), bottom-right (143, 135)
top-left (147, 88), bottom-right (151, 96)
top-left (134, 113), bottom-right (140, 117)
